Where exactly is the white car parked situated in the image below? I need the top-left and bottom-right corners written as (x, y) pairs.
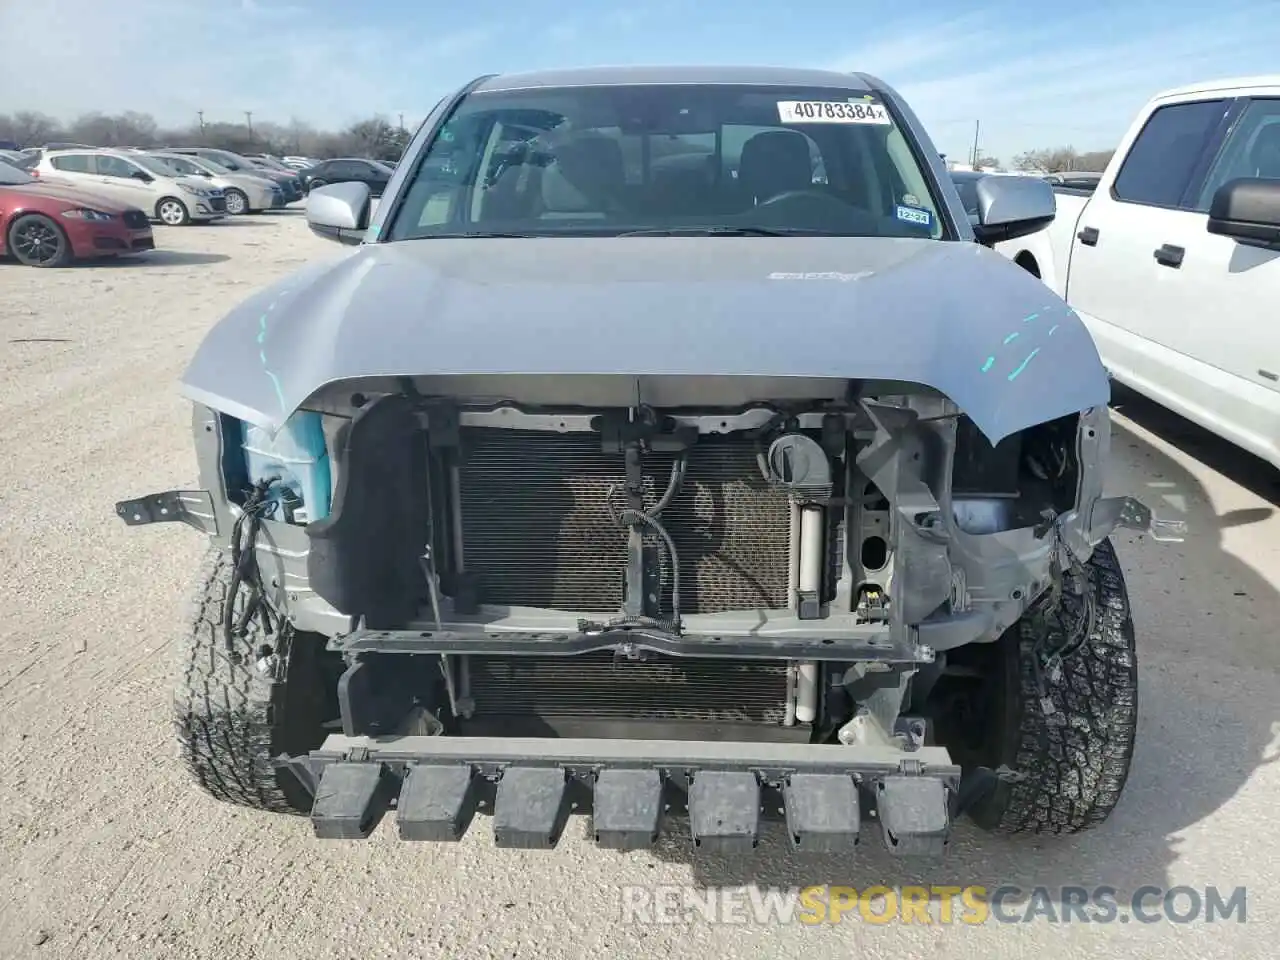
top-left (992, 76), bottom-right (1280, 470)
top-left (145, 152), bottom-right (283, 215)
top-left (34, 149), bottom-right (228, 225)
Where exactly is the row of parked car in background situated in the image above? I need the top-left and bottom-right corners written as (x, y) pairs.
top-left (0, 143), bottom-right (399, 267)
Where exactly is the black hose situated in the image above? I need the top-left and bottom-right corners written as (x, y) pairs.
top-left (606, 454), bottom-right (687, 626)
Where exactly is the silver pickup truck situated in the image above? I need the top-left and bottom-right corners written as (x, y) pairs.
top-left (116, 65), bottom-right (1178, 856)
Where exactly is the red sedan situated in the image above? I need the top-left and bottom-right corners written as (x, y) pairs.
top-left (1, 158), bottom-right (155, 267)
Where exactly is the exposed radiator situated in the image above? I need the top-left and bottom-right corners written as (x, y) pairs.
top-left (466, 652), bottom-right (790, 724)
top-left (456, 428), bottom-right (792, 614)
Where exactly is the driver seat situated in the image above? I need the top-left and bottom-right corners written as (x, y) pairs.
top-left (737, 130), bottom-right (814, 205)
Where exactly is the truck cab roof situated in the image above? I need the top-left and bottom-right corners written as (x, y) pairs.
top-left (473, 64), bottom-right (881, 92)
top-left (1151, 75), bottom-right (1280, 100)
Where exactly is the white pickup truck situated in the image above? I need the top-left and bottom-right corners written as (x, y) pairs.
top-left (993, 77), bottom-right (1280, 469)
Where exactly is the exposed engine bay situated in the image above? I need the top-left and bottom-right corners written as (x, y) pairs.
top-left (204, 374), bottom-right (1155, 758)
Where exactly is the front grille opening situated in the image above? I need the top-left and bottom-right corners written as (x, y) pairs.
top-left (466, 652), bottom-right (791, 724)
top-left (456, 429), bottom-right (793, 614)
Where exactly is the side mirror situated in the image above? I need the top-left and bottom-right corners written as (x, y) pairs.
top-left (131, 170), bottom-right (153, 182)
top-left (971, 175), bottom-right (1056, 245)
top-left (1207, 177), bottom-right (1280, 248)
top-left (306, 180), bottom-right (372, 245)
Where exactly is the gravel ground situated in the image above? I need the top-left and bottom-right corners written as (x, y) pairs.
top-left (1, 211), bottom-right (1278, 959)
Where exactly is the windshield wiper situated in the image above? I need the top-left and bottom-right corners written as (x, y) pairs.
top-left (613, 226), bottom-right (838, 237)
top-left (422, 231), bottom-right (547, 238)
top-left (415, 227), bottom-right (842, 239)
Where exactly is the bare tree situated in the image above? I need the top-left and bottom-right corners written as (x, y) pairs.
top-left (1076, 149), bottom-right (1115, 172)
top-left (0, 111), bottom-right (63, 147)
top-left (1012, 147), bottom-right (1081, 173)
top-left (340, 116), bottom-right (411, 161)
top-left (65, 111), bottom-right (160, 147)
top-left (1011, 146), bottom-right (1117, 174)
top-left (974, 155), bottom-right (1000, 169)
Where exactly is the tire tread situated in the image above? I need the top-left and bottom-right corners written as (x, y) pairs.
top-left (992, 538), bottom-right (1138, 834)
top-left (173, 545), bottom-right (321, 814)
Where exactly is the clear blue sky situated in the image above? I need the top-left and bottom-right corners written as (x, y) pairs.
top-left (2, 0), bottom-right (1277, 162)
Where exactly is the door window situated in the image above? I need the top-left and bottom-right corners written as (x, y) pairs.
top-left (94, 154), bottom-right (142, 178)
top-left (1194, 98), bottom-right (1280, 210)
top-left (50, 154), bottom-right (92, 173)
top-left (1111, 99), bottom-right (1229, 208)
top-left (162, 156), bottom-right (202, 177)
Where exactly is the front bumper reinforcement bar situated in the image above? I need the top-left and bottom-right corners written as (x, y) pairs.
top-left (283, 735), bottom-right (961, 856)
top-left (329, 628), bottom-right (935, 663)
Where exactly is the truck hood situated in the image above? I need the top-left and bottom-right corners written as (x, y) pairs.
top-left (181, 236), bottom-right (1110, 444)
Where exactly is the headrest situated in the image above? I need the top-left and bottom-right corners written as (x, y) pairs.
top-left (738, 130), bottom-right (813, 200)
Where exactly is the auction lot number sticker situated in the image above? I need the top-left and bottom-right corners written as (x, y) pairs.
top-left (777, 100), bottom-right (891, 124)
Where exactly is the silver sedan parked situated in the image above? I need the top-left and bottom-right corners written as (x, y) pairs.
top-left (144, 152), bottom-right (284, 214)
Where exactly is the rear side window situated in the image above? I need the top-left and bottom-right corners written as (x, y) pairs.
top-left (51, 154), bottom-right (92, 173)
top-left (94, 155), bottom-right (139, 178)
top-left (1112, 99), bottom-right (1228, 207)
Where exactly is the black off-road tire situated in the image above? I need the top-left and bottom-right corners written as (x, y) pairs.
top-left (174, 545), bottom-right (334, 814)
top-left (962, 537), bottom-right (1138, 834)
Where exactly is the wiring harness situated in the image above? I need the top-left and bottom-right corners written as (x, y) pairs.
top-left (222, 478), bottom-right (281, 665)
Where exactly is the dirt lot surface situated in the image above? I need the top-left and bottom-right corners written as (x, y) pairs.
top-left (1, 211), bottom-right (1278, 959)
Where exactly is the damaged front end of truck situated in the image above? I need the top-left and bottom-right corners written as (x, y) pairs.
top-left (107, 60), bottom-right (1210, 856)
top-left (118, 286), bottom-right (1183, 855)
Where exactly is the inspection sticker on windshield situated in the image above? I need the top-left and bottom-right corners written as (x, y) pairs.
top-left (777, 100), bottom-right (891, 124)
top-left (895, 204), bottom-right (933, 228)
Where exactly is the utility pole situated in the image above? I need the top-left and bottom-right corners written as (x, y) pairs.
top-left (244, 111), bottom-right (254, 143)
top-left (197, 110), bottom-right (205, 135)
top-left (970, 120), bottom-right (981, 168)
top-left (398, 112), bottom-right (405, 131)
